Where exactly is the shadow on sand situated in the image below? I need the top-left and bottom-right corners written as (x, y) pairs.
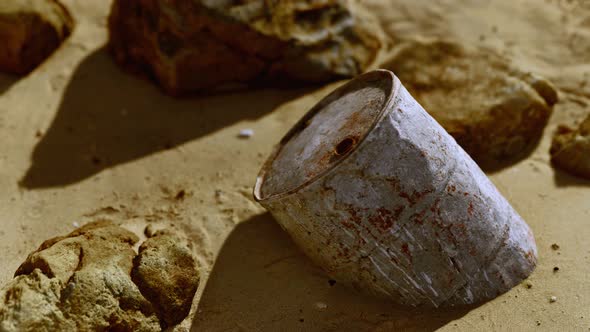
top-left (191, 213), bottom-right (479, 332)
top-left (0, 73), bottom-right (18, 94)
top-left (20, 48), bottom-right (311, 188)
top-left (553, 167), bottom-right (590, 187)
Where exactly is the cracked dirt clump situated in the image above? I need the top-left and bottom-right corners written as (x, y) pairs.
top-left (0, 0), bottom-right (74, 74)
top-left (550, 114), bottom-right (590, 179)
top-left (107, 0), bottom-right (381, 95)
top-left (383, 39), bottom-right (558, 165)
top-left (0, 220), bottom-right (200, 331)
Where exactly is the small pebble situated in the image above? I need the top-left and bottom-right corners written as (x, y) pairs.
top-left (144, 224), bottom-right (156, 237)
top-left (525, 280), bottom-right (533, 289)
top-left (214, 189), bottom-right (226, 204)
top-left (551, 243), bottom-right (560, 250)
top-left (238, 129), bottom-right (254, 139)
top-left (549, 296), bottom-right (557, 303)
top-left (314, 302), bottom-right (328, 310)
top-left (175, 189), bottom-right (186, 200)
top-left (72, 221), bottom-right (80, 228)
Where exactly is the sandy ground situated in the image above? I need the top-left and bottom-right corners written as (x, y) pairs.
top-left (0, 0), bottom-right (589, 331)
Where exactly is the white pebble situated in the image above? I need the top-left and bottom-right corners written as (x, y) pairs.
top-left (549, 296), bottom-right (557, 303)
top-left (72, 221), bottom-right (80, 228)
top-left (238, 129), bottom-right (254, 139)
top-left (314, 302), bottom-right (328, 310)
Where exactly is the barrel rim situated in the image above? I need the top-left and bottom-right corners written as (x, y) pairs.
top-left (254, 69), bottom-right (400, 203)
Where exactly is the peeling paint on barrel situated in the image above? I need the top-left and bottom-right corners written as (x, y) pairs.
top-left (254, 70), bottom-right (537, 307)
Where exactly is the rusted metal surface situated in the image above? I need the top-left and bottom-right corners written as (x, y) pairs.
top-left (254, 70), bottom-right (537, 307)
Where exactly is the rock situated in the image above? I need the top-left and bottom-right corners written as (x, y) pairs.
top-left (0, 0), bottom-right (73, 75)
top-left (108, 0), bottom-right (381, 95)
top-left (550, 114), bottom-right (590, 179)
top-left (0, 270), bottom-right (71, 331)
top-left (382, 39), bottom-right (558, 164)
top-left (0, 221), bottom-right (200, 331)
top-left (132, 230), bottom-right (200, 327)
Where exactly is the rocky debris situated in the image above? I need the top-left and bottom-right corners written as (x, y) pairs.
top-left (383, 39), bottom-right (558, 164)
top-left (0, 220), bottom-right (200, 331)
top-left (550, 114), bottom-right (590, 179)
top-left (0, 0), bottom-right (73, 75)
top-left (132, 230), bottom-right (200, 327)
top-left (108, 0), bottom-right (381, 95)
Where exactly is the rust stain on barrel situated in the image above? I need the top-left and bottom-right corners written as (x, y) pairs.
top-left (467, 202), bottom-right (475, 216)
top-left (401, 243), bottom-right (413, 263)
top-left (254, 70), bottom-right (538, 307)
top-left (369, 208), bottom-right (394, 231)
top-left (399, 189), bottom-right (434, 206)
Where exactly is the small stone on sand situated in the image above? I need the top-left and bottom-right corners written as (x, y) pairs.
top-left (238, 129), bottom-right (254, 139)
top-left (550, 296), bottom-right (557, 303)
top-left (314, 302), bottom-right (328, 310)
top-left (144, 224), bottom-right (156, 237)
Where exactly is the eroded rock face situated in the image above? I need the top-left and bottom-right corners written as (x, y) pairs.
top-left (132, 230), bottom-right (200, 327)
top-left (108, 0), bottom-right (381, 95)
top-left (383, 39), bottom-right (558, 165)
top-left (0, 0), bottom-right (73, 75)
top-left (0, 221), bottom-right (200, 332)
top-left (550, 114), bottom-right (590, 179)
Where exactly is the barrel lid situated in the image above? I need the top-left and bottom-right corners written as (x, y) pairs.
top-left (255, 70), bottom-right (396, 201)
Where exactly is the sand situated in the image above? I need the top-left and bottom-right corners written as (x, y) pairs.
top-left (0, 0), bottom-right (589, 331)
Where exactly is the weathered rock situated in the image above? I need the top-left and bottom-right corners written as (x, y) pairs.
top-left (550, 114), bottom-right (590, 179)
top-left (132, 230), bottom-right (200, 327)
top-left (383, 39), bottom-right (558, 164)
top-left (0, 270), bottom-right (71, 331)
top-left (0, 221), bottom-right (200, 331)
top-left (108, 0), bottom-right (381, 95)
top-left (0, 0), bottom-right (73, 75)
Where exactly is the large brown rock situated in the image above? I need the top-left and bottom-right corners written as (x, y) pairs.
top-left (550, 114), bottom-right (590, 179)
top-left (0, 221), bottom-right (200, 331)
top-left (383, 39), bottom-right (558, 165)
top-left (108, 0), bottom-right (381, 95)
top-left (0, 0), bottom-right (73, 75)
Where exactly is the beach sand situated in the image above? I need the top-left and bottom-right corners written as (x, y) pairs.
top-left (0, 0), bottom-right (589, 330)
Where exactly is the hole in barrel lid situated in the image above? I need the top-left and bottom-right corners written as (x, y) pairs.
top-left (335, 136), bottom-right (357, 156)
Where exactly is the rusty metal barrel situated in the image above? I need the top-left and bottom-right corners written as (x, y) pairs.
top-left (254, 70), bottom-right (537, 307)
